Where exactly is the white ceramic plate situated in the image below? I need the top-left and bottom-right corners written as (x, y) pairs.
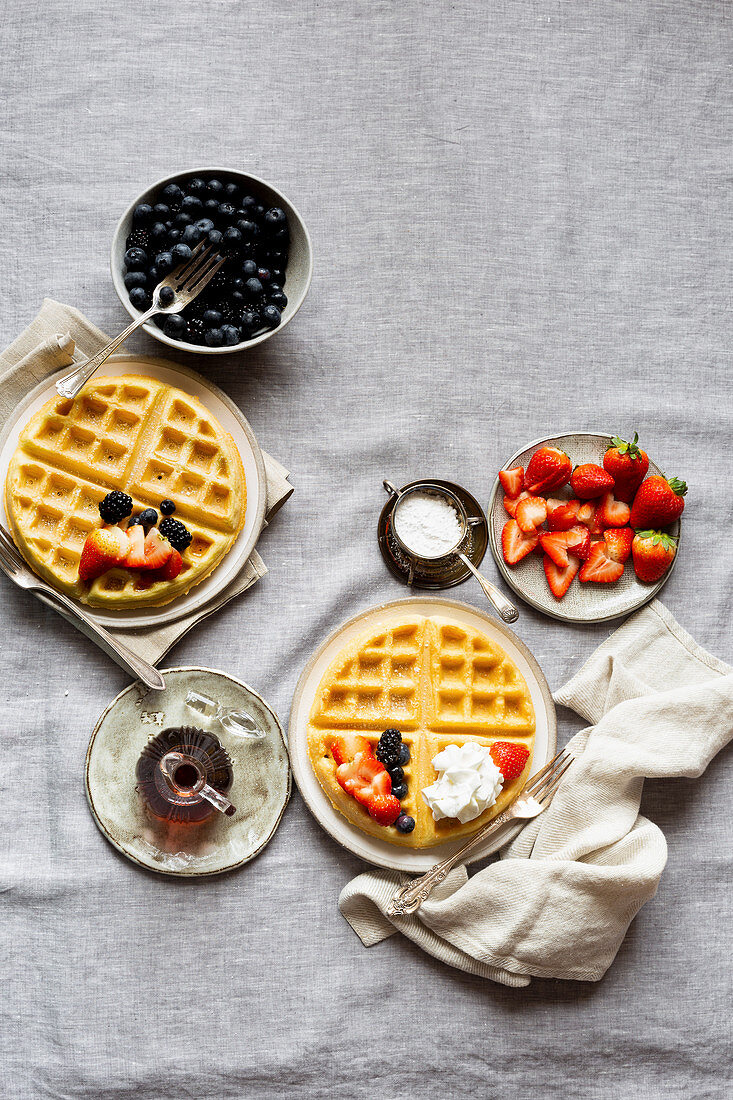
top-left (289, 597), bottom-right (556, 873)
top-left (85, 666), bottom-right (290, 877)
top-left (487, 431), bottom-right (681, 624)
top-left (0, 353), bottom-right (266, 628)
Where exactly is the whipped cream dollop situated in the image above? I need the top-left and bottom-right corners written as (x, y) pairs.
top-left (421, 742), bottom-right (504, 824)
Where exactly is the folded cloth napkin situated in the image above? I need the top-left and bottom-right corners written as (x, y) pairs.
top-left (0, 299), bottom-right (293, 666)
top-left (340, 600), bottom-right (733, 986)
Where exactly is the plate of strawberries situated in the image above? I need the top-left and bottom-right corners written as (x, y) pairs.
top-left (488, 432), bottom-right (685, 623)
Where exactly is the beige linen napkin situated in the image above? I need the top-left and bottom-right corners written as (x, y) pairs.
top-left (0, 299), bottom-right (293, 665)
top-left (340, 600), bottom-right (733, 986)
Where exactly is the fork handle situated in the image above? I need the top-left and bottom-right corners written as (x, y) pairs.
top-left (55, 307), bottom-right (158, 400)
top-left (34, 586), bottom-right (165, 691)
top-left (386, 808), bottom-right (513, 917)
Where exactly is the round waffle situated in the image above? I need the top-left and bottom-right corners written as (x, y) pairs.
top-left (307, 613), bottom-right (536, 848)
top-left (4, 374), bottom-right (246, 608)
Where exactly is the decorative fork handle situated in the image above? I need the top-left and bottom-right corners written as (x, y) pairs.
top-left (386, 807), bottom-right (514, 916)
top-left (55, 307), bottom-right (157, 400)
top-left (34, 585), bottom-right (165, 691)
top-left (456, 552), bottom-right (519, 624)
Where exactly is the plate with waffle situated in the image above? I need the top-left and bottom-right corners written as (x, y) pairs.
top-left (0, 354), bottom-right (266, 627)
top-left (289, 597), bottom-right (555, 872)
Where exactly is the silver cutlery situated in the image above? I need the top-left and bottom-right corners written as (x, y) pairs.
top-left (0, 524), bottom-right (165, 691)
top-left (55, 243), bottom-right (226, 400)
top-left (386, 746), bottom-right (574, 916)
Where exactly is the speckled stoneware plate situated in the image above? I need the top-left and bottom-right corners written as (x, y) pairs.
top-left (289, 597), bottom-right (556, 873)
top-left (0, 353), bottom-right (267, 630)
top-left (85, 667), bottom-right (290, 876)
top-left (488, 432), bottom-right (681, 624)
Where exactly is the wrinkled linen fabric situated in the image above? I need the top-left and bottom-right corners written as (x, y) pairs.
top-left (341, 602), bottom-right (733, 983)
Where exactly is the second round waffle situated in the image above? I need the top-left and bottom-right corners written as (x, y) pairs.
top-left (308, 613), bottom-right (536, 848)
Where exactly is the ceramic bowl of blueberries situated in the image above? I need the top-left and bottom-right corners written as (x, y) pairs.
top-left (111, 166), bottom-right (313, 354)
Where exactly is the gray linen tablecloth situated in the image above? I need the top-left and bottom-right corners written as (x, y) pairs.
top-left (1, 2), bottom-right (731, 1098)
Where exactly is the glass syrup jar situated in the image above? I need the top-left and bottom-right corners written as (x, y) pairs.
top-left (136, 726), bottom-right (235, 824)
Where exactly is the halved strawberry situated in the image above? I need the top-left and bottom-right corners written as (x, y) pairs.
top-left (138, 526), bottom-right (173, 571)
top-left (503, 490), bottom-right (529, 518)
top-left (515, 495), bottom-right (547, 533)
top-left (145, 548), bottom-right (183, 582)
top-left (78, 526), bottom-right (129, 581)
top-left (490, 741), bottom-right (530, 781)
top-left (539, 531), bottom-right (571, 568)
top-left (603, 527), bottom-right (634, 564)
top-left (498, 466), bottom-right (524, 498)
top-left (577, 502), bottom-right (604, 535)
top-left (545, 497), bottom-right (566, 517)
top-left (579, 542), bottom-right (624, 583)
top-left (596, 491), bottom-right (631, 529)
top-left (124, 523), bottom-right (147, 568)
top-left (501, 519), bottom-right (539, 564)
top-left (548, 500), bottom-right (580, 531)
top-left (543, 553), bottom-right (580, 598)
top-left (333, 736), bottom-right (401, 826)
top-left (565, 524), bottom-right (591, 561)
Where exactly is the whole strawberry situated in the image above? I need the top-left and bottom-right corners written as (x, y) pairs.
top-left (632, 530), bottom-right (677, 582)
top-left (570, 463), bottom-right (614, 499)
top-left (603, 433), bottom-right (649, 503)
top-left (489, 740), bottom-right (530, 782)
top-left (629, 475), bottom-right (687, 528)
top-left (525, 446), bottom-right (572, 494)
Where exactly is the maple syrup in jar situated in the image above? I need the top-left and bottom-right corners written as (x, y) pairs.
top-left (136, 726), bottom-right (234, 824)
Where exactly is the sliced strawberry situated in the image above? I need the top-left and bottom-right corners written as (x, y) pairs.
top-left (490, 741), bottom-right (530, 782)
top-left (603, 527), bottom-right (634, 564)
top-left (368, 791), bottom-right (403, 826)
top-left (548, 500), bottom-right (580, 531)
top-left (515, 495), bottom-right (547, 533)
top-left (145, 548), bottom-right (183, 582)
top-left (565, 524), bottom-right (591, 561)
top-left (503, 490), bottom-right (529, 518)
top-left (577, 502), bottom-right (604, 535)
top-left (596, 491), bottom-right (631, 529)
top-left (330, 733), bottom-right (371, 767)
top-left (579, 542), bottom-right (624, 583)
top-left (79, 526), bottom-right (129, 581)
top-left (333, 736), bottom-right (401, 826)
top-left (498, 466), bottom-right (524, 498)
top-left (137, 526), bottom-right (173, 571)
top-left (539, 531), bottom-right (570, 568)
top-left (501, 519), bottom-right (539, 564)
top-left (124, 524), bottom-right (147, 568)
top-left (545, 497), bottom-right (566, 517)
top-left (543, 553), bottom-right (580, 598)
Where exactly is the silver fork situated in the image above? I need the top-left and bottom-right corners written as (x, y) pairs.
top-left (0, 523), bottom-right (165, 691)
top-left (386, 747), bottom-right (574, 916)
top-left (56, 243), bottom-right (226, 400)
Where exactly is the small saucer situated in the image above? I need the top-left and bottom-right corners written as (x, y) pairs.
top-left (85, 667), bottom-right (290, 877)
top-left (378, 479), bottom-right (489, 589)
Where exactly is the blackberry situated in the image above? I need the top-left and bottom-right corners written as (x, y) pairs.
top-left (376, 728), bottom-right (402, 768)
top-left (126, 228), bottom-right (151, 252)
top-left (99, 490), bottom-right (133, 524)
top-left (219, 302), bottom-right (240, 324)
top-left (187, 317), bottom-right (207, 343)
top-left (207, 269), bottom-right (231, 294)
top-left (159, 516), bottom-right (192, 551)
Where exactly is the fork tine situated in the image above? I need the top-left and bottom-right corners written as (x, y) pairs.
top-left (524, 748), bottom-right (571, 796)
top-left (0, 537), bottom-right (18, 575)
top-left (535, 757), bottom-right (574, 806)
top-left (0, 525), bottom-right (23, 568)
top-left (171, 243), bottom-right (213, 289)
top-left (529, 754), bottom-right (574, 803)
top-left (170, 240), bottom-right (205, 284)
top-left (183, 254), bottom-right (226, 294)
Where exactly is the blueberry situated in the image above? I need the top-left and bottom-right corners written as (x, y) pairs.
top-left (220, 324), bottom-right (241, 346)
top-left (224, 181), bottom-right (240, 202)
top-left (137, 507), bottom-right (158, 529)
top-left (241, 309), bottom-right (262, 335)
top-left (167, 228), bottom-right (181, 244)
top-left (204, 198), bottom-right (220, 215)
top-left (395, 813), bottom-right (415, 833)
top-left (207, 228), bottom-right (224, 248)
top-left (196, 217), bottom-right (215, 234)
top-left (218, 203), bottom-right (237, 223)
top-left (181, 224), bottom-right (202, 245)
top-left (124, 271), bottom-right (147, 290)
top-left (244, 277), bottom-right (263, 299)
top-left (153, 203), bottom-right (170, 220)
top-left (230, 290), bottom-right (246, 308)
top-left (241, 259), bottom-right (258, 278)
top-left (147, 265), bottom-right (159, 283)
top-left (223, 226), bottom-right (242, 249)
top-left (203, 309), bottom-right (223, 326)
top-left (257, 267), bottom-right (272, 283)
top-left (163, 314), bottom-right (187, 339)
top-left (261, 304), bottom-right (281, 328)
top-left (206, 178), bottom-right (224, 197)
top-left (158, 285), bottom-right (175, 306)
top-left (132, 203), bottom-right (153, 225)
top-left (171, 242), bottom-right (192, 263)
top-left (162, 183), bottom-right (183, 207)
top-left (264, 207), bottom-right (287, 231)
top-left (181, 195), bottom-right (203, 214)
top-left (388, 766), bottom-right (404, 785)
top-left (230, 276), bottom-right (245, 292)
top-left (204, 327), bottom-right (224, 347)
top-left (255, 203), bottom-right (265, 217)
top-left (397, 743), bottom-right (410, 766)
top-left (392, 783), bottom-right (408, 800)
top-left (174, 211), bottom-right (193, 228)
top-left (160, 499), bottom-right (176, 516)
top-left (124, 247), bottom-right (148, 270)
top-left (237, 219), bottom-right (259, 241)
top-left (269, 290), bottom-right (287, 309)
top-left (129, 286), bottom-right (151, 310)
top-left (150, 221), bottom-right (168, 243)
top-left (271, 268), bottom-right (286, 284)
top-left (187, 177), bottom-right (206, 195)
top-left (240, 195), bottom-right (258, 213)
top-left (155, 251), bottom-right (175, 275)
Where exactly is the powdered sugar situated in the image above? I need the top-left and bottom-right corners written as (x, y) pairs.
top-left (393, 491), bottom-right (463, 558)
